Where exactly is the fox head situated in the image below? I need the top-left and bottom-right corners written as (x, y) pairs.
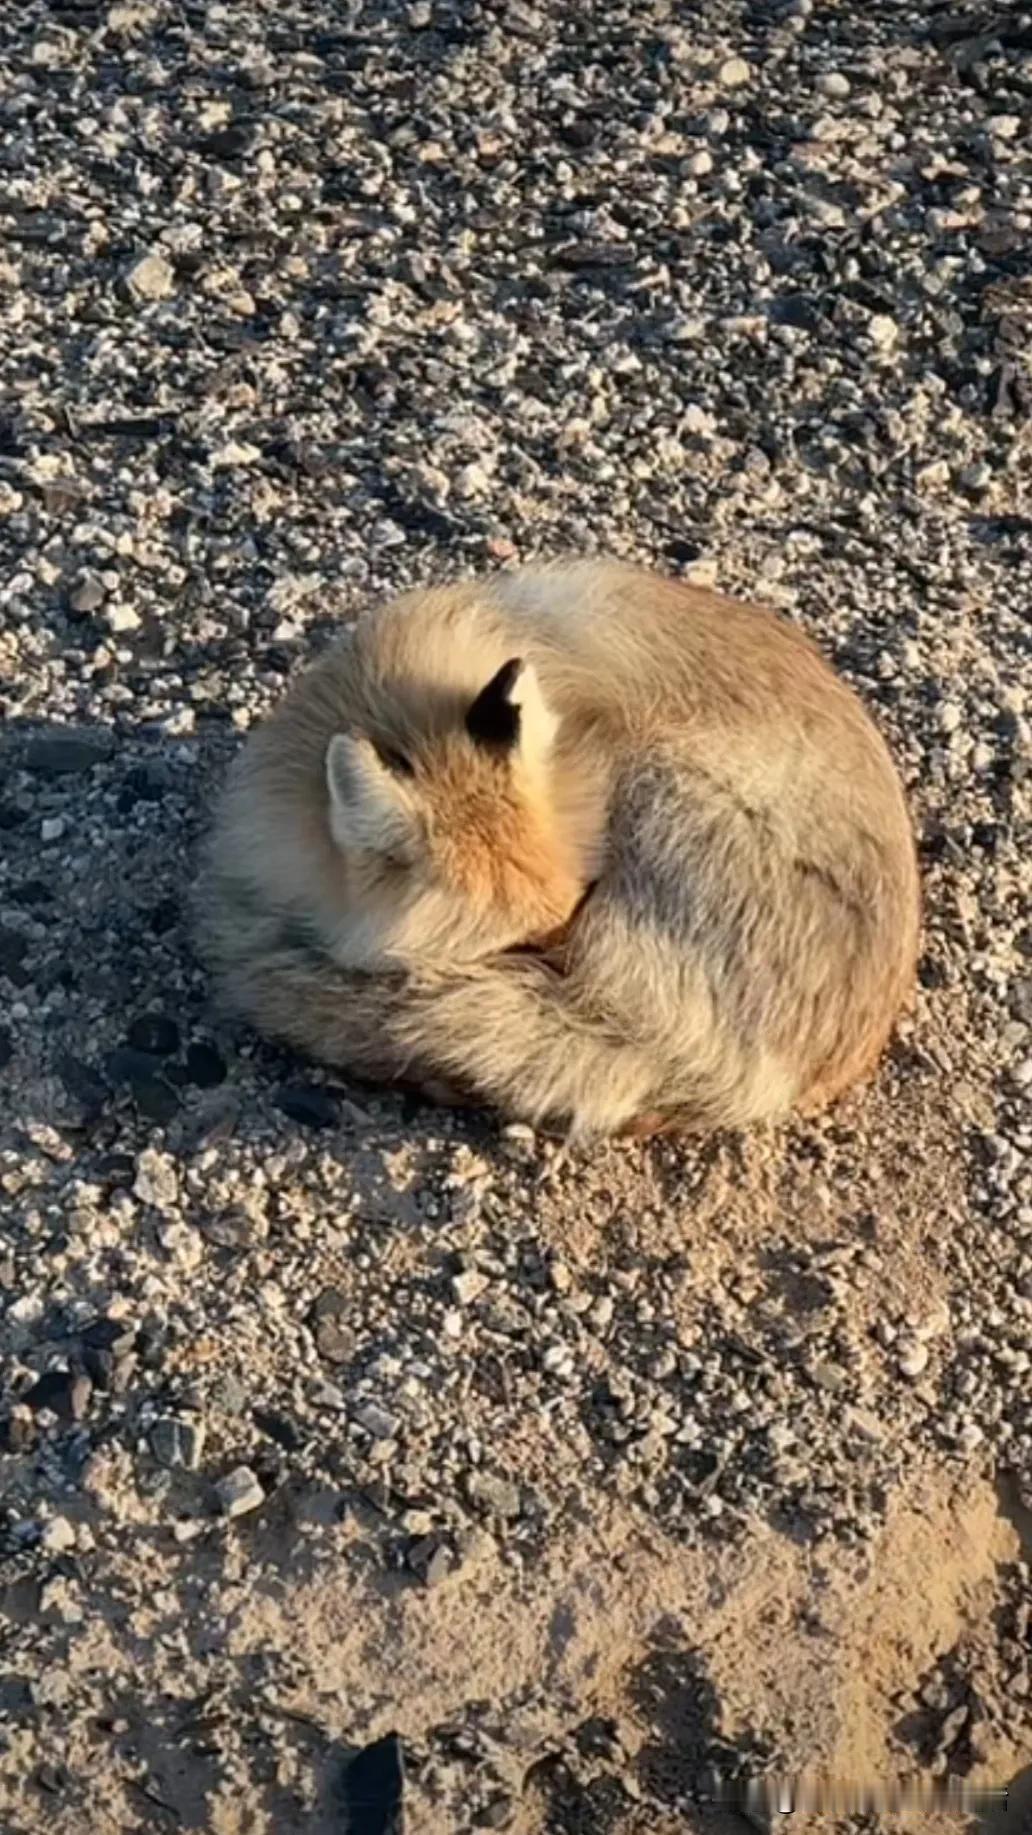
top-left (322, 653), bottom-right (586, 967)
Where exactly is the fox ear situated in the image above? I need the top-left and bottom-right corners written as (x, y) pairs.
top-left (325, 734), bottom-right (421, 862)
top-left (466, 656), bottom-right (558, 769)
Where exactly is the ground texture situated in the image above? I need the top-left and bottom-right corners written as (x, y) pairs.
top-left (1, 0), bottom-right (1031, 1831)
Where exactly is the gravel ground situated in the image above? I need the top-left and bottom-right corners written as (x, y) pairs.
top-left (1, 1), bottom-right (1031, 1831)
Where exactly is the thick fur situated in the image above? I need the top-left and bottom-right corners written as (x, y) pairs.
top-left (196, 560), bottom-right (920, 1138)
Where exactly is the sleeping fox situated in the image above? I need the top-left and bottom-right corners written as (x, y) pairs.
top-left (196, 559), bottom-right (920, 1138)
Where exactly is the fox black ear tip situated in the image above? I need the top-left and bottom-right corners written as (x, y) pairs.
top-left (495, 656), bottom-right (524, 698)
top-left (466, 658), bottom-right (524, 749)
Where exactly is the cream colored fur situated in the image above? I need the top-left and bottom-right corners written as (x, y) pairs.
top-left (196, 559), bottom-right (920, 1139)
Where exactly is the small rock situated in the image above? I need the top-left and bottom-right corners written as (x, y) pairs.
top-left (478, 1795), bottom-right (515, 1829)
top-left (405, 1533), bottom-right (454, 1588)
top-left (215, 1465), bottom-right (265, 1519)
top-left (353, 1400), bottom-right (399, 1441)
top-left (452, 1269), bottom-right (490, 1306)
top-left (103, 603), bottom-right (141, 634)
top-left (844, 1406), bottom-right (884, 1444)
top-left (212, 1375), bottom-right (249, 1416)
top-left (125, 251), bottom-right (175, 302)
top-left (717, 55), bottom-right (750, 87)
top-left (816, 71), bottom-right (851, 98)
top-left (311, 1289), bottom-right (356, 1364)
top-left (82, 1317), bottom-right (137, 1356)
top-left (938, 702), bottom-right (963, 735)
top-left (67, 571), bottom-right (107, 616)
top-left (133, 1147), bottom-right (179, 1211)
top-left (275, 1084), bottom-right (341, 1130)
top-left (127, 1014), bottom-right (180, 1057)
top-left (897, 1337), bottom-right (930, 1379)
top-left (686, 148), bottom-right (713, 176)
top-left (466, 1471), bottom-right (522, 1520)
top-left (25, 727), bottom-right (115, 775)
top-left (40, 1516), bottom-right (76, 1554)
top-left (867, 314), bottom-right (898, 351)
top-left (40, 817), bottom-right (65, 842)
top-left (150, 1416), bottom-right (205, 1471)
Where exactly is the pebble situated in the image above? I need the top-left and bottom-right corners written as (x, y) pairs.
top-left (466, 1471), bottom-right (522, 1520)
top-left (24, 727), bottom-right (115, 775)
top-left (405, 1533), bottom-right (454, 1588)
top-left (150, 1416), bottom-right (206, 1471)
top-left (39, 1516), bottom-right (76, 1554)
top-left (452, 1269), bottom-right (490, 1306)
top-left (717, 56), bottom-right (750, 88)
top-left (133, 1148), bottom-right (180, 1212)
top-left (867, 314), bottom-right (898, 351)
top-left (125, 251), bottom-right (176, 302)
top-left (67, 571), bottom-right (107, 616)
top-left (215, 1466), bottom-right (266, 1519)
top-left (897, 1338), bottom-right (930, 1379)
top-left (816, 72), bottom-right (851, 99)
top-left (275, 1085), bottom-right (341, 1130)
top-left (353, 1400), bottom-right (400, 1441)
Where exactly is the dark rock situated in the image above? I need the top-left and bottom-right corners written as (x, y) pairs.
top-left (404, 1533), bottom-right (454, 1589)
top-left (56, 1055), bottom-right (110, 1119)
top-left (769, 292), bottom-right (822, 331)
top-left (67, 571), bottom-right (107, 616)
top-left (311, 1289), bottom-right (355, 1364)
top-left (24, 726), bottom-right (115, 774)
top-left (253, 1408), bottom-right (303, 1452)
top-left (275, 1084), bottom-right (341, 1129)
top-left (341, 1732), bottom-right (405, 1835)
top-left (150, 1416), bottom-right (205, 1470)
top-left (0, 1026), bottom-right (12, 1070)
top-left (477, 1796), bottom-right (515, 1829)
top-left (23, 1369), bottom-right (92, 1422)
top-left (200, 1208), bottom-right (254, 1249)
top-left (11, 878), bottom-right (54, 907)
top-left (149, 897), bottom-right (180, 936)
top-left (198, 122), bottom-right (260, 162)
top-left (127, 1013), bottom-right (180, 1056)
top-left (81, 1316), bottom-right (136, 1356)
top-left (0, 929), bottom-right (29, 982)
top-left (184, 1042), bottom-right (227, 1087)
top-left (35, 1763), bottom-right (67, 1796)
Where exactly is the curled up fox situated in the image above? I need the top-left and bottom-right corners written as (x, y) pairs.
top-left (197, 560), bottom-right (920, 1139)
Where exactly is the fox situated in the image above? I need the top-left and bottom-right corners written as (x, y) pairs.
top-left (196, 559), bottom-right (921, 1139)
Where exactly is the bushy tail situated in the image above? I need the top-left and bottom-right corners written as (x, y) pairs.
top-left (207, 934), bottom-right (659, 1138)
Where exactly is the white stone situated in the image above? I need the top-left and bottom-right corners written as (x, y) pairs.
top-left (125, 252), bottom-right (175, 302)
